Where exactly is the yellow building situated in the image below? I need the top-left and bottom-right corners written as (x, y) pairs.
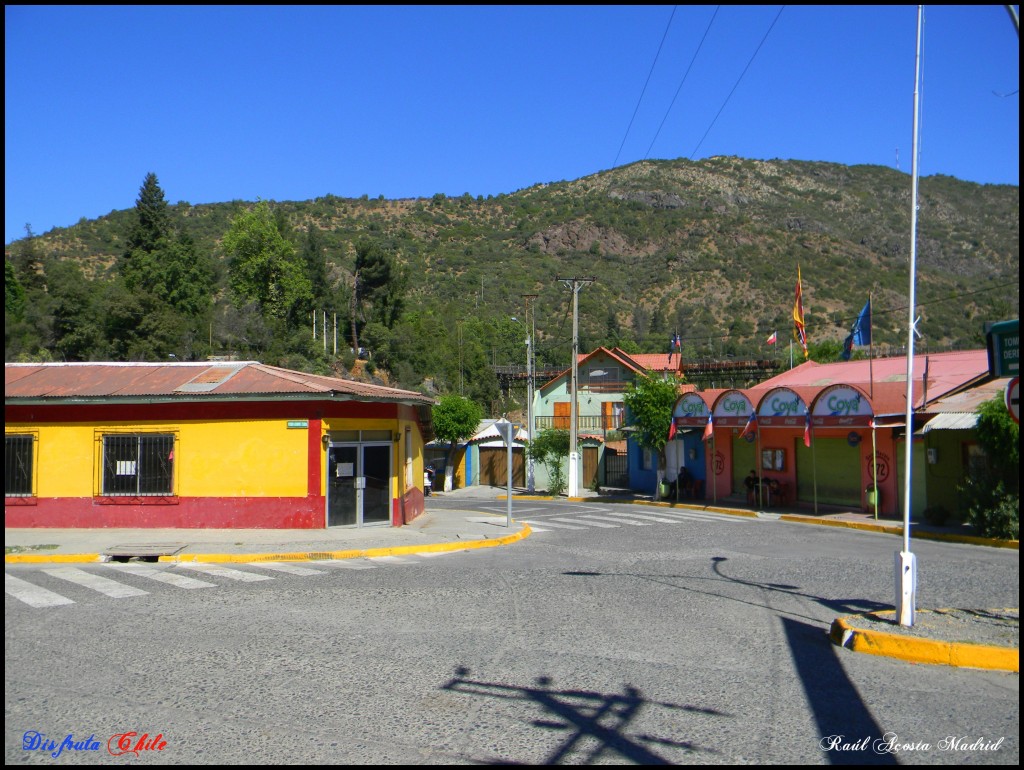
top-left (5, 362), bottom-right (435, 529)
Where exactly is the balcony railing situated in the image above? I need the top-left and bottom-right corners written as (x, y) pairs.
top-left (534, 414), bottom-right (624, 432)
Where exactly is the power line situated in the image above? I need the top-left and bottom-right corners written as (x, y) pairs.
top-left (612, 6), bottom-right (677, 170)
top-left (644, 6), bottom-right (720, 160)
top-left (688, 6), bottom-right (785, 161)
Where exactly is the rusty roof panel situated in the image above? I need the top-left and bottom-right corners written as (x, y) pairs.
top-left (5, 362), bottom-right (434, 405)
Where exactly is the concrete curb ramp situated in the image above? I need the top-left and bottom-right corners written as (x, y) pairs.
top-left (830, 610), bottom-right (1019, 672)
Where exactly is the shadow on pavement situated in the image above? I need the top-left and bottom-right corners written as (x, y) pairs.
top-left (781, 616), bottom-right (897, 765)
top-left (442, 667), bottom-right (729, 764)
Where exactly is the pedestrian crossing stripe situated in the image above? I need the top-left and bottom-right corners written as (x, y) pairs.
top-left (176, 563), bottom-right (274, 581)
top-left (551, 517), bottom-right (617, 528)
top-left (574, 514), bottom-right (651, 526)
top-left (104, 563), bottom-right (216, 589)
top-left (5, 573), bottom-right (75, 608)
top-left (245, 561), bottom-right (325, 576)
top-left (42, 567), bottom-right (149, 598)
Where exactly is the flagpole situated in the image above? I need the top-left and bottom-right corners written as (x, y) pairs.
top-left (811, 423), bottom-right (819, 515)
top-left (755, 421), bottom-right (763, 509)
top-left (872, 419), bottom-right (879, 520)
top-left (868, 292), bottom-right (874, 400)
top-left (896, 5), bottom-right (923, 629)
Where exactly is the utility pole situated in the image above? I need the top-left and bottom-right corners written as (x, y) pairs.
top-left (557, 277), bottom-right (594, 497)
top-left (522, 294), bottom-right (538, 493)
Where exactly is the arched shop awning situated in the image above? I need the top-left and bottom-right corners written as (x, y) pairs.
top-left (809, 384), bottom-right (874, 428)
top-left (753, 386), bottom-right (809, 427)
top-left (671, 392), bottom-right (711, 429)
top-left (710, 389), bottom-right (754, 428)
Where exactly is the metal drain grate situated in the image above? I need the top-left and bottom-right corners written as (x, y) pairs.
top-left (103, 544), bottom-right (187, 560)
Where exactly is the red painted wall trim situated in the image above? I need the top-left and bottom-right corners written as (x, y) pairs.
top-left (5, 495), bottom-right (327, 529)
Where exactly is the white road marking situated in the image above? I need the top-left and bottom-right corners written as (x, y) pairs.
top-left (365, 556), bottom-right (415, 565)
top-left (104, 563), bottom-right (216, 589)
top-left (42, 567), bottom-right (149, 598)
top-left (523, 519), bottom-right (583, 530)
top-left (315, 560), bottom-right (376, 570)
top-left (595, 512), bottom-right (681, 524)
top-left (551, 517), bottom-right (618, 529)
top-left (246, 561), bottom-right (325, 576)
top-left (5, 573), bottom-right (75, 608)
top-left (175, 563), bottom-right (274, 582)
top-left (575, 514), bottom-right (651, 527)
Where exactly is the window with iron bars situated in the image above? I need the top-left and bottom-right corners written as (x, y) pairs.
top-left (102, 434), bottom-right (175, 496)
top-left (5, 434), bottom-right (35, 496)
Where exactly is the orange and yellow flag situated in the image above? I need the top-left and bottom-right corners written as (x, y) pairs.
top-left (793, 265), bottom-right (808, 359)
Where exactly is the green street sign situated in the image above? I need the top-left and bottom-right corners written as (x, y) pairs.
top-left (986, 319), bottom-right (1019, 377)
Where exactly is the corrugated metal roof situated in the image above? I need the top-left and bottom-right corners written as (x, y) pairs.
top-left (4, 362), bottom-right (435, 405)
top-left (919, 413), bottom-right (978, 433)
top-left (761, 350), bottom-right (989, 408)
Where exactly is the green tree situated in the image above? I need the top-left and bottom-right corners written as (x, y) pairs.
top-left (432, 394), bottom-right (483, 491)
top-left (623, 372), bottom-right (686, 497)
top-left (10, 225), bottom-right (47, 293)
top-left (124, 172), bottom-right (171, 256)
top-left (959, 395), bottom-right (1019, 538)
top-left (351, 238), bottom-right (406, 352)
top-left (223, 200), bottom-right (313, 322)
top-left (526, 428), bottom-right (570, 496)
top-left (301, 226), bottom-right (333, 312)
top-left (5, 260), bottom-right (26, 321)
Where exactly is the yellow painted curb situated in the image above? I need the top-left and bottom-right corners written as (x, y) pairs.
top-left (6, 553), bottom-right (105, 564)
top-left (5, 524), bottom-right (531, 565)
top-left (829, 611), bottom-right (1019, 672)
top-left (156, 523), bottom-right (532, 564)
top-left (780, 514), bottom-right (1018, 549)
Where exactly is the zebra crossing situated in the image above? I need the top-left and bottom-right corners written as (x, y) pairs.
top-left (515, 506), bottom-right (754, 533)
top-left (4, 551), bottom-right (466, 609)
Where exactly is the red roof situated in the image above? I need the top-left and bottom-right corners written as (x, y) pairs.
top-left (4, 362), bottom-right (435, 405)
top-left (758, 350), bottom-right (990, 409)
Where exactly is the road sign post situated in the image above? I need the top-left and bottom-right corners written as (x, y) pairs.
top-left (496, 417), bottom-right (519, 527)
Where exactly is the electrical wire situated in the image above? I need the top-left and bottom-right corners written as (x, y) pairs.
top-left (688, 6), bottom-right (785, 161)
top-left (644, 6), bottom-right (720, 160)
top-left (612, 6), bottom-right (678, 170)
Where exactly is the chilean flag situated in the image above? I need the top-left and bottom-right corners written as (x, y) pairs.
top-left (702, 412), bottom-right (714, 442)
top-left (803, 412), bottom-right (812, 447)
top-left (766, 331), bottom-right (777, 345)
top-left (668, 419), bottom-right (677, 441)
top-left (740, 411), bottom-right (758, 440)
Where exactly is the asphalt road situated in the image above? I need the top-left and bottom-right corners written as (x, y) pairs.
top-left (5, 499), bottom-right (1019, 765)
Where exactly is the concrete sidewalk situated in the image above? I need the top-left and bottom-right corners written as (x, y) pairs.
top-left (4, 504), bottom-right (528, 564)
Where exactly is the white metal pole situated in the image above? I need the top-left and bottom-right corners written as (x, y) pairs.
top-left (569, 285), bottom-right (579, 497)
top-left (896, 5), bottom-right (924, 628)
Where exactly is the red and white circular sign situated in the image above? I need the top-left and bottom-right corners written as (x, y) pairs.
top-left (1006, 377), bottom-right (1019, 425)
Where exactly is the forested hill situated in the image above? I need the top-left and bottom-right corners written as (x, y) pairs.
top-left (5, 157), bottom-right (1019, 409)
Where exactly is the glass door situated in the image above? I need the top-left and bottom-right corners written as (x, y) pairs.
top-left (361, 443), bottom-right (392, 525)
top-left (327, 445), bottom-right (358, 526)
top-left (327, 442), bottom-right (392, 527)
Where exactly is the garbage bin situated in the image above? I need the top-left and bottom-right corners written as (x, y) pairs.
top-left (865, 488), bottom-right (878, 508)
top-left (659, 481), bottom-right (670, 499)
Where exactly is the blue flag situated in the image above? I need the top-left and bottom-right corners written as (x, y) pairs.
top-left (851, 299), bottom-right (871, 346)
top-left (841, 299), bottom-right (871, 361)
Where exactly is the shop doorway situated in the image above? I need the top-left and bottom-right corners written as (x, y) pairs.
top-left (327, 443), bottom-right (392, 527)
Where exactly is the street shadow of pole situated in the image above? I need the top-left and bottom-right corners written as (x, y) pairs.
top-left (442, 667), bottom-right (729, 765)
top-left (781, 616), bottom-right (897, 766)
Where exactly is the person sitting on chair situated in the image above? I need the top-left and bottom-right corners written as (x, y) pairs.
top-left (744, 470), bottom-right (759, 505)
top-left (678, 465), bottom-right (694, 498)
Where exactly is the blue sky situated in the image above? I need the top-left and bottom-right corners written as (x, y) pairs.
top-left (5, 5), bottom-right (1019, 245)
